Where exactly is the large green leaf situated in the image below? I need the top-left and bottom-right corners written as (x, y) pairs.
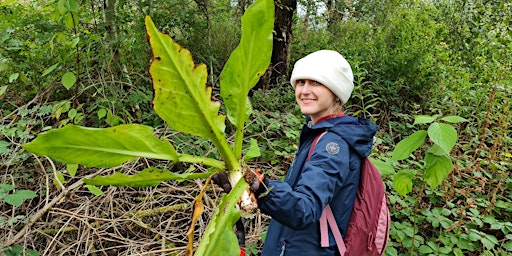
top-left (145, 16), bottom-right (238, 170)
top-left (84, 167), bottom-right (217, 187)
top-left (194, 178), bottom-right (248, 256)
top-left (23, 124), bottom-right (177, 168)
top-left (427, 122), bottom-right (457, 154)
top-left (423, 152), bottom-right (453, 189)
top-left (391, 130), bottom-right (428, 161)
top-left (219, 0), bottom-right (273, 157)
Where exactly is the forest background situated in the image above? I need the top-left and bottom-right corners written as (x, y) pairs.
top-left (0, 0), bottom-right (510, 255)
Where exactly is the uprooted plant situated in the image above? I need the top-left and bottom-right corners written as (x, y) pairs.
top-left (21, 0), bottom-right (274, 255)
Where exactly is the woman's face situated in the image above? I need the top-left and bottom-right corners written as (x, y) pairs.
top-left (295, 79), bottom-right (338, 124)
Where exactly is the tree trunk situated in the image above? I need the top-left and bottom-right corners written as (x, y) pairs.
top-left (103, 0), bottom-right (119, 64)
top-left (254, 0), bottom-right (297, 91)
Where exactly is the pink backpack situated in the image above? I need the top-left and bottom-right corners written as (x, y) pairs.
top-left (308, 131), bottom-right (391, 256)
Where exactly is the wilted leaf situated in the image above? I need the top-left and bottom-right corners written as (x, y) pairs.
top-left (24, 124), bottom-right (178, 168)
top-left (187, 177), bottom-right (211, 255)
top-left (391, 130), bottom-right (427, 161)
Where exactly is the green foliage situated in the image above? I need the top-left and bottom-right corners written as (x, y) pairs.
top-left (391, 114), bottom-right (468, 195)
top-left (3, 245), bottom-right (40, 256)
top-left (22, 1), bottom-right (274, 255)
top-left (85, 167), bottom-right (216, 187)
top-left (24, 124), bottom-right (179, 168)
top-left (0, 184), bottom-right (36, 207)
top-left (0, 182), bottom-right (37, 254)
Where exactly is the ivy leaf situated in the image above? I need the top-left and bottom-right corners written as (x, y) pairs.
top-left (393, 169), bottom-right (416, 196)
top-left (391, 130), bottom-right (427, 161)
top-left (24, 124), bottom-right (178, 168)
top-left (423, 153), bottom-right (453, 189)
top-left (427, 122), bottom-right (457, 154)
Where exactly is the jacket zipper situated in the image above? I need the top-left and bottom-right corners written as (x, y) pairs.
top-left (279, 242), bottom-right (285, 256)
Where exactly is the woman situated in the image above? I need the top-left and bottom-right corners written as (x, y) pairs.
top-left (246, 50), bottom-right (378, 255)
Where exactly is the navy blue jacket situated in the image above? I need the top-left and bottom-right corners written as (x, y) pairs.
top-left (257, 115), bottom-right (378, 256)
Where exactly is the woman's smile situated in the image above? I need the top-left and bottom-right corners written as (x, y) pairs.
top-left (295, 79), bottom-right (338, 123)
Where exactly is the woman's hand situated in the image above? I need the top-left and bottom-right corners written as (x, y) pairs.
top-left (244, 168), bottom-right (264, 192)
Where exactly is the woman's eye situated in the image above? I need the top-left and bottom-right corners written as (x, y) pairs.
top-left (296, 80), bottom-right (305, 85)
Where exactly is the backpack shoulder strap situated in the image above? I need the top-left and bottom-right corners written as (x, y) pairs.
top-left (308, 131), bottom-right (347, 254)
top-left (321, 205), bottom-right (347, 254)
top-left (307, 131), bottom-right (327, 160)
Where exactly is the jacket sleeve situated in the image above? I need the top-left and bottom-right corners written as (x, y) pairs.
top-left (257, 133), bottom-right (350, 230)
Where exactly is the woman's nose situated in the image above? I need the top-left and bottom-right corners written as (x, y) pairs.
top-left (301, 81), bottom-right (314, 92)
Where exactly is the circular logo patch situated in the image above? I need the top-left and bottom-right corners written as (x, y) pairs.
top-left (326, 142), bottom-right (340, 155)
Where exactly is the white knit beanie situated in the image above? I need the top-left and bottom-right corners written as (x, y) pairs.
top-left (290, 50), bottom-right (354, 104)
